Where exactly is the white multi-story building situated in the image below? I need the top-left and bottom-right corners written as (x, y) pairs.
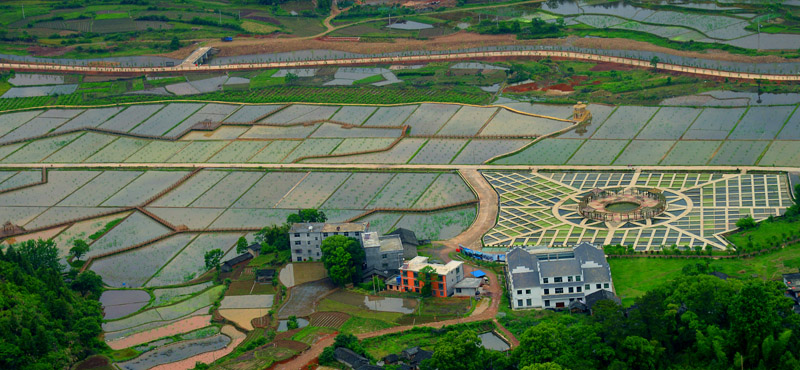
top-left (506, 242), bottom-right (613, 310)
top-left (289, 222), bottom-right (368, 262)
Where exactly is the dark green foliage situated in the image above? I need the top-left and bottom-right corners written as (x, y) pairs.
top-left (88, 218), bottom-right (123, 240)
top-left (474, 18), bottom-right (563, 39)
top-left (254, 224), bottom-right (290, 251)
top-left (506, 273), bottom-right (800, 370)
top-left (421, 330), bottom-right (493, 370)
top-left (70, 239), bottom-right (90, 260)
top-left (236, 236), bottom-right (249, 254)
top-left (169, 36), bottom-right (180, 50)
top-left (736, 216), bottom-right (757, 230)
top-left (287, 315), bottom-right (299, 330)
top-left (419, 265), bottom-right (437, 297)
top-left (0, 245), bottom-right (105, 370)
top-left (320, 235), bottom-right (364, 286)
top-left (287, 209), bottom-right (327, 224)
top-left (204, 249), bottom-right (224, 271)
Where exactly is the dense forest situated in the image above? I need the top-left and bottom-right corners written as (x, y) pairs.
top-left (427, 267), bottom-right (800, 370)
top-left (0, 240), bottom-right (106, 370)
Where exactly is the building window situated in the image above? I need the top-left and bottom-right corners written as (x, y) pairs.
top-left (294, 249), bottom-right (302, 253)
top-left (296, 257), bottom-right (302, 261)
top-left (314, 237), bottom-right (318, 241)
top-left (604, 283), bottom-right (610, 289)
top-left (306, 233), bottom-right (309, 237)
top-left (517, 299), bottom-right (523, 307)
top-left (344, 232), bottom-right (349, 236)
top-left (525, 289), bottom-right (531, 294)
top-left (526, 299), bottom-right (532, 306)
top-left (382, 254), bottom-right (387, 258)
top-left (585, 284), bottom-right (590, 290)
top-left (568, 287), bottom-right (574, 293)
top-left (355, 232), bottom-right (359, 236)
top-left (544, 300), bottom-right (550, 307)
top-left (569, 298), bottom-right (575, 302)
top-left (294, 241), bottom-right (301, 245)
top-left (323, 233), bottom-right (328, 237)
top-left (555, 288), bottom-right (564, 294)
top-left (576, 276), bottom-right (581, 282)
top-left (554, 277), bottom-right (563, 283)
top-left (596, 284), bottom-right (601, 289)
top-left (543, 277), bottom-right (549, 284)
top-left (577, 286), bottom-right (582, 292)
top-left (307, 241), bottom-right (311, 245)
top-left (294, 233), bottom-right (300, 237)
top-left (517, 290), bottom-right (522, 295)
top-left (456, 288), bottom-right (462, 293)
top-left (402, 279), bottom-right (408, 285)
top-left (544, 288), bottom-right (549, 295)
top-left (568, 276), bottom-right (573, 282)
top-left (415, 288), bottom-right (419, 293)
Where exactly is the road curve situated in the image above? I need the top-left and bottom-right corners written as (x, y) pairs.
top-left (2, 49), bottom-right (800, 81)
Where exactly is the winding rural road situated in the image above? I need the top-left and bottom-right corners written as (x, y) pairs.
top-left (3, 48), bottom-right (800, 82)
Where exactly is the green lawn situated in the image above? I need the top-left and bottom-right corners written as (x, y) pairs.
top-left (726, 217), bottom-right (800, 252)
top-left (339, 316), bottom-right (397, 335)
top-left (610, 242), bottom-right (800, 306)
top-left (317, 298), bottom-right (403, 323)
top-left (291, 326), bottom-right (336, 345)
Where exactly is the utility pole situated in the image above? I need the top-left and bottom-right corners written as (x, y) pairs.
top-left (22, 4), bottom-right (25, 19)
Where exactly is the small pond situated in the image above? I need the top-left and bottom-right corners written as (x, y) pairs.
top-left (479, 331), bottom-right (510, 352)
top-left (277, 318), bottom-right (309, 332)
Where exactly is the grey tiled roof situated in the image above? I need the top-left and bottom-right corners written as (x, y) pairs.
top-left (539, 259), bottom-right (581, 278)
top-left (583, 267), bottom-right (611, 282)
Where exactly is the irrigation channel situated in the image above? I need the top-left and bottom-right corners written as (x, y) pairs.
top-left (4, 46), bottom-right (800, 81)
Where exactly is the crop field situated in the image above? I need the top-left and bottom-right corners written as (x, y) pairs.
top-left (308, 138), bottom-right (427, 164)
top-left (728, 106), bottom-right (795, 140)
top-left (494, 139), bottom-right (583, 165)
top-left (567, 140), bottom-right (628, 165)
top-left (408, 139), bottom-right (467, 164)
top-left (85, 137), bottom-right (149, 163)
top-left (414, 173), bottom-right (475, 208)
top-left (277, 172), bottom-right (351, 208)
top-left (363, 105), bottom-right (418, 126)
top-left (124, 141), bottom-right (190, 163)
top-left (591, 106), bottom-right (659, 140)
top-left (57, 171), bottom-right (142, 207)
top-left (103, 286), bottom-right (224, 332)
top-left (55, 107), bottom-right (125, 133)
top-left (0, 170), bottom-right (41, 191)
top-left (231, 171), bottom-right (305, 209)
top-left (635, 107), bottom-right (700, 140)
top-left (43, 133), bottom-right (116, 163)
top-left (321, 172), bottom-right (394, 209)
top-left (479, 110), bottom-right (571, 137)
top-left (2, 116), bottom-right (73, 143)
top-left (86, 212), bottom-right (172, 258)
top-left (778, 111), bottom-right (800, 140)
top-left (90, 233), bottom-right (197, 288)
top-left (146, 208), bottom-right (226, 229)
top-left (310, 123), bottom-right (403, 138)
top-left (683, 108), bottom-right (745, 140)
top-left (368, 173), bottom-right (438, 208)
top-left (559, 104), bottom-right (616, 139)
top-left (403, 104), bottom-right (460, 135)
top-left (482, 171), bottom-right (793, 250)
top-left (241, 124), bottom-right (320, 139)
top-left (190, 172), bottom-right (263, 208)
top-left (0, 111), bottom-right (41, 137)
top-left (130, 103), bottom-right (204, 136)
top-left (330, 106), bottom-right (377, 125)
top-left (147, 233), bottom-right (244, 287)
top-left (392, 207), bottom-right (477, 240)
top-left (759, 141), bottom-right (800, 166)
top-left (150, 171), bottom-right (226, 207)
top-left (660, 141), bottom-right (722, 165)
top-left (437, 106), bottom-right (497, 136)
top-left (224, 105), bottom-right (282, 123)
top-left (166, 141), bottom-right (229, 163)
top-left (182, 126), bottom-right (249, 141)
top-left (260, 105), bottom-right (339, 124)
top-left (164, 104), bottom-right (239, 137)
top-left (102, 171), bottom-right (190, 206)
top-left (613, 140), bottom-right (675, 165)
top-left (0, 170), bottom-right (96, 206)
top-left (207, 141), bottom-right (268, 163)
top-left (328, 138), bottom-right (396, 155)
top-left (151, 282), bottom-right (215, 308)
top-left (452, 139), bottom-right (529, 164)
top-left (99, 105), bottom-right (164, 132)
top-left (708, 141), bottom-right (770, 165)
top-left (247, 141), bottom-right (300, 162)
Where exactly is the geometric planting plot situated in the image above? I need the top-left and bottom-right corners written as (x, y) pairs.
top-left (758, 141), bottom-right (800, 166)
top-left (413, 173), bottom-right (475, 208)
top-left (57, 170), bottom-right (143, 207)
top-left (151, 282), bottom-right (215, 307)
top-left (310, 123), bottom-right (403, 138)
top-left (124, 141), bottom-right (190, 163)
top-left (408, 139), bottom-right (467, 164)
top-left (322, 172), bottom-right (394, 209)
top-left (437, 106), bottom-right (497, 136)
top-left (0, 170), bottom-right (98, 207)
top-left (145, 207), bottom-right (226, 229)
top-left (392, 206), bottom-right (476, 240)
top-left (728, 106), bottom-right (794, 140)
top-left (660, 141), bottom-right (721, 165)
top-left (54, 107), bottom-right (125, 133)
top-left (234, 171), bottom-right (307, 209)
top-left (130, 103), bottom-right (204, 136)
top-left (778, 108), bottom-right (800, 139)
top-left (224, 105), bottom-right (283, 123)
top-left (247, 141), bottom-right (301, 163)
top-left (329, 138), bottom-right (396, 155)
top-left (451, 139), bottom-right (531, 164)
top-left (85, 137), bottom-right (150, 163)
top-left (367, 173), bottom-right (438, 208)
top-left (708, 140), bottom-right (770, 165)
top-left (103, 285), bottom-right (224, 332)
top-left (613, 140), bottom-right (676, 165)
top-left (90, 233), bottom-right (196, 288)
top-left (363, 105), bottom-right (418, 126)
top-left (42, 133), bottom-right (117, 163)
top-left (86, 212), bottom-right (172, 258)
top-left (480, 109), bottom-right (571, 137)
top-left (98, 104), bottom-right (165, 132)
top-left (261, 105), bottom-right (339, 125)
top-left (166, 141), bottom-right (229, 163)
top-left (209, 208), bottom-right (298, 229)
top-left (282, 138), bottom-right (343, 162)
top-left (164, 104), bottom-right (239, 138)
top-left (0, 110), bottom-right (41, 138)
top-left (591, 106), bottom-right (659, 139)
top-left (494, 139), bottom-right (583, 165)
top-left (151, 170), bottom-right (228, 207)
top-left (1, 133), bottom-right (82, 163)
top-left (330, 106), bottom-right (377, 125)
top-left (147, 233), bottom-right (244, 287)
top-left (277, 172), bottom-right (351, 209)
top-left (683, 108), bottom-right (744, 140)
top-left (240, 125), bottom-right (319, 139)
top-left (0, 170), bottom-right (42, 191)
top-left (207, 141), bottom-right (268, 163)
top-left (189, 171), bottom-right (264, 208)
top-left (101, 170), bottom-right (190, 207)
top-left (51, 212), bottom-right (134, 258)
top-left (1, 117), bottom-right (71, 143)
top-left (566, 140), bottom-right (628, 165)
top-left (635, 107), bottom-right (701, 140)
top-left (403, 103), bottom-right (460, 135)
top-left (306, 138), bottom-right (425, 164)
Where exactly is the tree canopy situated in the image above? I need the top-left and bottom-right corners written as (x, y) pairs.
top-left (320, 235), bottom-right (364, 286)
top-left (0, 241), bottom-right (106, 370)
top-left (287, 209), bottom-right (327, 224)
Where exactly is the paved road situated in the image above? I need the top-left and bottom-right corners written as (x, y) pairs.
top-left (3, 49), bottom-right (800, 81)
